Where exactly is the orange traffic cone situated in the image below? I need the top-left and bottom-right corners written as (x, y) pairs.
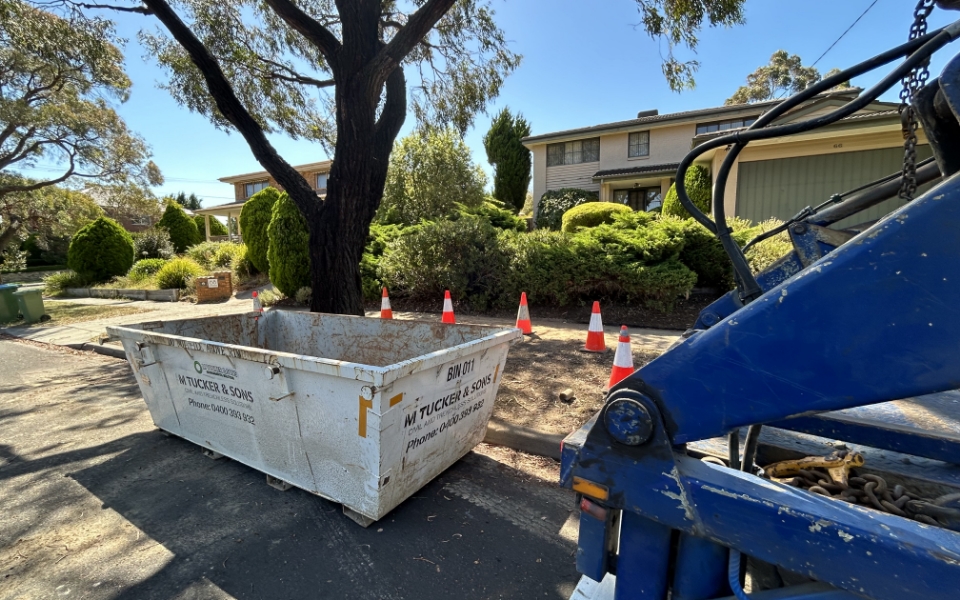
top-left (380, 287), bottom-right (393, 319)
top-left (441, 290), bottom-right (456, 324)
top-left (606, 326), bottom-right (634, 390)
top-left (583, 301), bottom-right (607, 352)
top-left (515, 292), bottom-right (533, 335)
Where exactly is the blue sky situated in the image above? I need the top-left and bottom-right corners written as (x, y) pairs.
top-left (22, 1), bottom-right (960, 207)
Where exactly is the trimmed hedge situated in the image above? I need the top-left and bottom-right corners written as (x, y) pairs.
top-left (239, 187), bottom-right (281, 273)
top-left (378, 215), bottom-right (507, 310)
top-left (157, 203), bottom-right (201, 252)
top-left (267, 193), bottom-right (311, 297)
top-left (535, 188), bottom-right (598, 230)
top-left (155, 257), bottom-right (205, 289)
top-left (67, 217), bottom-right (134, 283)
top-left (194, 215), bottom-right (229, 237)
top-left (662, 165), bottom-right (712, 220)
top-left (561, 202), bottom-right (633, 233)
top-left (457, 199), bottom-right (527, 232)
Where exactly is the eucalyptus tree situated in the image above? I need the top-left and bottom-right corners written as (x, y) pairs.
top-left (60, 0), bottom-right (744, 314)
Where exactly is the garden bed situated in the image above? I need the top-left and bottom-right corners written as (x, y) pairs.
top-left (366, 293), bottom-right (718, 331)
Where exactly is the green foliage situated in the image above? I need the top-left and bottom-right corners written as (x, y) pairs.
top-left (378, 216), bottom-right (508, 310)
top-left (157, 203), bottom-right (201, 252)
top-left (128, 258), bottom-right (167, 282)
top-left (194, 214), bottom-right (228, 236)
top-left (185, 241), bottom-right (243, 270)
top-left (661, 165), bottom-right (712, 219)
top-left (457, 199), bottom-right (526, 232)
top-left (175, 192), bottom-right (202, 210)
top-left (561, 202), bottom-right (633, 233)
top-left (294, 287), bottom-right (312, 305)
top-left (155, 257), bottom-right (205, 289)
top-left (267, 193), bottom-right (311, 297)
top-left (257, 288), bottom-right (283, 307)
top-left (67, 216), bottom-right (134, 283)
top-left (0, 181), bottom-right (103, 259)
top-left (377, 127), bottom-right (487, 225)
top-left (483, 107), bottom-right (531, 212)
top-left (0, 1), bottom-right (161, 208)
top-left (673, 217), bottom-right (733, 288)
top-left (740, 218), bottom-right (793, 274)
top-left (231, 245), bottom-right (256, 284)
top-left (536, 188), bottom-right (599, 230)
top-left (43, 270), bottom-right (86, 295)
top-left (361, 223), bottom-right (404, 300)
top-left (238, 187), bottom-right (280, 273)
top-left (132, 227), bottom-right (174, 260)
top-left (727, 50), bottom-right (823, 105)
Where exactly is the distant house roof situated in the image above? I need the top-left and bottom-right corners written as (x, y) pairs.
top-left (690, 108), bottom-right (902, 144)
top-left (521, 89), bottom-right (867, 146)
top-left (593, 163), bottom-right (681, 180)
top-left (194, 199), bottom-right (246, 215)
top-left (218, 160), bottom-right (332, 184)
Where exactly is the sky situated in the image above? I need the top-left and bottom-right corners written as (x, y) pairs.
top-left (20, 0), bottom-right (960, 207)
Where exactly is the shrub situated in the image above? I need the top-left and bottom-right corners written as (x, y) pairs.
top-left (155, 257), bottom-right (205, 289)
top-left (457, 199), bottom-right (527, 232)
top-left (231, 246), bottom-right (257, 284)
top-left (239, 187), bottom-right (281, 272)
top-left (258, 288), bottom-right (283, 306)
top-left (361, 224), bottom-right (404, 300)
top-left (662, 165), bottom-right (712, 220)
top-left (194, 215), bottom-right (229, 237)
top-left (561, 202), bottom-right (633, 233)
top-left (741, 218), bottom-right (792, 274)
top-left (43, 270), bottom-right (86, 295)
top-left (536, 188), bottom-right (599, 230)
top-left (294, 286), bottom-right (312, 305)
top-left (672, 217), bottom-right (734, 289)
top-left (157, 203), bottom-right (201, 253)
top-left (378, 215), bottom-right (508, 310)
top-left (184, 241), bottom-right (244, 270)
top-left (133, 228), bottom-right (174, 260)
top-left (267, 193), bottom-right (311, 297)
top-left (67, 217), bottom-right (135, 283)
top-left (185, 241), bottom-right (220, 268)
top-left (128, 258), bottom-right (167, 283)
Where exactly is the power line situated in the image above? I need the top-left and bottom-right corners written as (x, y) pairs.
top-left (811, 0), bottom-right (881, 68)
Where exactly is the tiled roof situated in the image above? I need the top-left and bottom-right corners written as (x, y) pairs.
top-left (593, 163), bottom-right (681, 179)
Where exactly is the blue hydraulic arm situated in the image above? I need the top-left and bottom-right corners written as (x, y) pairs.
top-left (561, 16), bottom-right (960, 600)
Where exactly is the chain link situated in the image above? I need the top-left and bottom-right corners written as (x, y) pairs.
top-left (899, 0), bottom-right (937, 201)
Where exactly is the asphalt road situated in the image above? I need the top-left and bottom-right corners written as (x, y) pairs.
top-left (0, 338), bottom-right (581, 600)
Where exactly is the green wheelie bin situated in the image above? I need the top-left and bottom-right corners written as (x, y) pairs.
top-left (0, 283), bottom-right (21, 323)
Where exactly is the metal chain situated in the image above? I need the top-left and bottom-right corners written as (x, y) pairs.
top-left (899, 0), bottom-right (937, 201)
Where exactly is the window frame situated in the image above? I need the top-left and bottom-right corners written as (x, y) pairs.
top-left (628, 131), bottom-right (650, 158)
top-left (244, 180), bottom-right (269, 199)
top-left (546, 137), bottom-right (601, 167)
top-left (316, 173), bottom-right (328, 191)
top-left (695, 116), bottom-right (758, 136)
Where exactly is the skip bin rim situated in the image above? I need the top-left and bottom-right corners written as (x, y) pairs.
top-left (105, 312), bottom-right (522, 387)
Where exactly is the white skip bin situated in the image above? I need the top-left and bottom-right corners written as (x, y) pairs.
top-left (107, 310), bottom-right (522, 525)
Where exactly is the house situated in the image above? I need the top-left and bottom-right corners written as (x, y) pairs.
top-left (522, 89), bottom-right (931, 228)
top-left (194, 160), bottom-right (331, 241)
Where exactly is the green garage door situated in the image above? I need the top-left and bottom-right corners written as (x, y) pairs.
top-left (736, 145), bottom-right (933, 228)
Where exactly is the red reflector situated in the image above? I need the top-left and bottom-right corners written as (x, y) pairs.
top-left (580, 497), bottom-right (608, 521)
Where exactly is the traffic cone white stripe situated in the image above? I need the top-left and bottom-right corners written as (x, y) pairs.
top-left (583, 301), bottom-right (607, 352)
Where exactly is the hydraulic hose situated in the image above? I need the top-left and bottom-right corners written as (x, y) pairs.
top-left (673, 20), bottom-right (960, 302)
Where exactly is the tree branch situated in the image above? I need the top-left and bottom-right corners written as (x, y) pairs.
top-left (263, 0), bottom-right (342, 66)
top-left (0, 127), bottom-right (39, 171)
top-left (140, 0), bottom-right (320, 220)
top-left (0, 154), bottom-right (75, 197)
top-left (364, 0), bottom-right (457, 87)
top-left (76, 2), bottom-right (153, 14)
top-left (0, 216), bottom-right (23, 253)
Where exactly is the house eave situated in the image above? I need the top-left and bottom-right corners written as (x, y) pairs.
top-left (218, 160), bottom-right (333, 184)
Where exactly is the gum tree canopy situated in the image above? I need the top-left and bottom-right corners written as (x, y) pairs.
top-left (60, 0), bottom-right (743, 314)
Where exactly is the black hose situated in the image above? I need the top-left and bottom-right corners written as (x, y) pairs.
top-left (740, 425), bottom-right (763, 474)
top-left (674, 22), bottom-right (960, 301)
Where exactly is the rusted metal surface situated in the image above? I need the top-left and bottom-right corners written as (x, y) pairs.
top-left (107, 310), bottom-right (522, 523)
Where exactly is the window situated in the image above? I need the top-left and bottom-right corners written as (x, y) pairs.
top-left (628, 131), bottom-right (650, 158)
top-left (546, 138), bottom-right (600, 166)
top-left (696, 116), bottom-right (758, 135)
top-left (244, 180), bottom-right (269, 198)
top-left (316, 173), bottom-right (328, 191)
top-left (613, 187), bottom-right (662, 211)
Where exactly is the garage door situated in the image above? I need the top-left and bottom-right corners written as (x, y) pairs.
top-left (736, 145), bottom-right (934, 228)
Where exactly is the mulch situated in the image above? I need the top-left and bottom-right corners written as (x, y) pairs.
top-left (366, 293), bottom-right (719, 331)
